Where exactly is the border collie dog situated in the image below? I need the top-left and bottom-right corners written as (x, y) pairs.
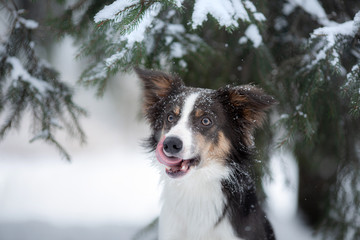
top-left (136, 68), bottom-right (276, 240)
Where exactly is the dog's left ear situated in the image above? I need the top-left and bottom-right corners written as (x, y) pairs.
top-left (135, 67), bottom-right (184, 112)
top-left (217, 84), bottom-right (277, 130)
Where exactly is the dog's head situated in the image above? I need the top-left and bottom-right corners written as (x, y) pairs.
top-left (136, 68), bottom-right (276, 179)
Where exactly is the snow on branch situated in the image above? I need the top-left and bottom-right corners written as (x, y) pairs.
top-left (94, 0), bottom-right (136, 23)
top-left (192, 0), bottom-right (245, 28)
top-left (342, 64), bottom-right (360, 117)
top-left (284, 0), bottom-right (335, 27)
top-left (94, 0), bottom-right (265, 48)
top-left (85, 0), bottom-right (266, 93)
top-left (122, 3), bottom-right (161, 48)
top-left (309, 18), bottom-right (357, 67)
top-left (191, 0), bottom-right (265, 29)
top-left (299, 11), bottom-right (360, 116)
top-left (6, 57), bottom-right (53, 94)
top-left (239, 24), bottom-right (263, 48)
top-left (17, 17), bottom-right (39, 29)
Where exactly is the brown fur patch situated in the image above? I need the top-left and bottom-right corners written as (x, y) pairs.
top-left (174, 106), bottom-right (180, 116)
top-left (195, 109), bottom-right (204, 118)
top-left (135, 68), bottom-right (184, 114)
top-left (229, 91), bottom-right (249, 106)
top-left (195, 131), bottom-right (231, 167)
top-left (223, 85), bottom-right (277, 146)
top-left (141, 76), bottom-right (173, 112)
top-left (152, 77), bottom-right (173, 98)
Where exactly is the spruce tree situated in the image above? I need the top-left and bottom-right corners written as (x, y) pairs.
top-left (0, 0), bottom-right (359, 239)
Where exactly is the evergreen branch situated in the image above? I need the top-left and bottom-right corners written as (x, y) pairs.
top-left (0, 1), bottom-right (87, 160)
top-left (95, 0), bottom-right (155, 28)
top-left (47, 134), bottom-right (72, 161)
top-left (0, 86), bottom-right (27, 139)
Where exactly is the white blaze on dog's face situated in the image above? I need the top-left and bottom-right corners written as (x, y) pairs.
top-left (136, 68), bottom-right (277, 179)
top-left (164, 93), bottom-right (199, 160)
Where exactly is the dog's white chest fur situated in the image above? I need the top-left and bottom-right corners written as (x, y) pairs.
top-left (158, 164), bottom-right (242, 240)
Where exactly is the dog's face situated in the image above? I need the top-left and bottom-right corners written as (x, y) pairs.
top-left (136, 68), bottom-right (276, 179)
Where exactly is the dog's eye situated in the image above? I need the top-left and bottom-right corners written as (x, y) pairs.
top-left (201, 117), bottom-right (212, 126)
top-left (167, 114), bottom-right (175, 123)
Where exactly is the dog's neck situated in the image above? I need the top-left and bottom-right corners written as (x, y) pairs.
top-left (159, 162), bottom-right (241, 240)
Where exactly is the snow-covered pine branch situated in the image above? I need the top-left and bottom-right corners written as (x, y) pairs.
top-left (303, 11), bottom-right (360, 116)
top-left (0, 3), bottom-right (86, 161)
top-left (283, 0), bottom-right (335, 26)
top-left (80, 0), bottom-right (265, 95)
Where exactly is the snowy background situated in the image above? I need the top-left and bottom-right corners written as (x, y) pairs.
top-left (0, 38), bottom-right (316, 240)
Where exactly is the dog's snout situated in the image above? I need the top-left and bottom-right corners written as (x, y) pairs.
top-left (163, 137), bottom-right (183, 155)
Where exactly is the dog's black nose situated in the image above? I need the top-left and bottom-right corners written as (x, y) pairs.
top-left (163, 137), bottom-right (183, 155)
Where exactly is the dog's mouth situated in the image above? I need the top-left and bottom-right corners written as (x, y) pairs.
top-left (164, 159), bottom-right (197, 178)
top-left (155, 138), bottom-right (198, 178)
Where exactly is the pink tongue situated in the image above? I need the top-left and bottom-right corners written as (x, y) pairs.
top-left (155, 137), bottom-right (183, 167)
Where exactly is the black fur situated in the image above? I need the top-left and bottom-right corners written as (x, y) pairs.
top-left (215, 86), bottom-right (276, 239)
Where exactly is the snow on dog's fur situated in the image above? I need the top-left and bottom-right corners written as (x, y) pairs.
top-left (136, 68), bottom-right (277, 240)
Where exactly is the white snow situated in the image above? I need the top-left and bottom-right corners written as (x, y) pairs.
top-left (152, 21), bottom-right (202, 59)
top-left (191, 0), bottom-right (265, 29)
top-left (121, 3), bottom-right (161, 48)
top-left (94, 0), bottom-right (265, 31)
top-left (264, 150), bottom-right (298, 220)
top-left (192, 0), bottom-right (239, 28)
top-left (18, 18), bottom-right (39, 29)
top-left (285, 0), bottom-right (326, 18)
top-left (239, 36), bottom-right (248, 44)
top-left (173, 0), bottom-right (185, 8)
top-left (253, 12), bottom-right (266, 22)
top-left (14, 15), bottom-right (39, 29)
top-left (285, 0), bottom-right (335, 26)
top-left (170, 42), bottom-right (185, 58)
top-left (345, 65), bottom-right (359, 87)
top-left (312, 21), bottom-right (356, 45)
top-left (81, 62), bottom-right (107, 82)
top-left (6, 56), bottom-right (53, 94)
top-left (244, 24), bottom-right (262, 48)
top-left (179, 60), bottom-right (187, 68)
top-left (166, 9), bottom-right (177, 19)
top-left (166, 23), bottom-right (185, 35)
top-left (280, 114), bottom-right (289, 119)
top-left (309, 12), bottom-right (359, 67)
top-left (94, 0), bottom-right (162, 49)
top-left (243, 0), bottom-right (256, 12)
top-left (263, 140), bottom-right (318, 240)
top-left (232, 0), bottom-right (250, 22)
top-left (105, 49), bottom-right (126, 67)
top-left (282, 3), bottom-right (296, 15)
top-left (94, 0), bottom-right (135, 23)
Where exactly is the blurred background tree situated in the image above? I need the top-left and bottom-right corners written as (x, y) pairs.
top-left (0, 0), bottom-right (359, 239)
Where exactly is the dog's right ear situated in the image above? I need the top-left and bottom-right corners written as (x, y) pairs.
top-left (135, 67), bottom-right (184, 112)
